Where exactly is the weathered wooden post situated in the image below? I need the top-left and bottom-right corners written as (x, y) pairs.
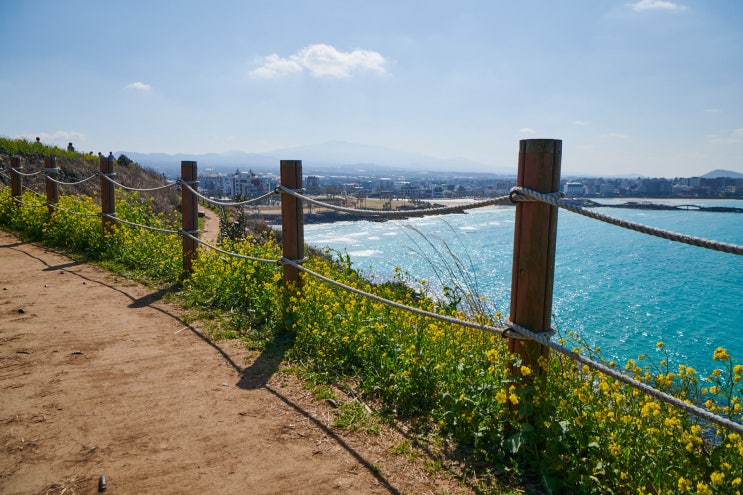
top-left (280, 160), bottom-right (304, 283)
top-left (99, 155), bottom-right (116, 235)
top-left (10, 156), bottom-right (22, 204)
top-left (44, 156), bottom-right (60, 219)
top-left (508, 139), bottom-right (562, 386)
top-left (181, 161), bottom-right (198, 273)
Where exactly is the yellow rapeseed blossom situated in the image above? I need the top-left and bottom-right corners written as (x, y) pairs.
top-left (713, 347), bottom-right (730, 361)
top-left (710, 471), bottom-right (725, 485)
top-left (677, 477), bottom-right (692, 492)
top-left (696, 482), bottom-right (712, 495)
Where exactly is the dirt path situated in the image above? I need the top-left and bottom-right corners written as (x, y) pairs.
top-left (0, 230), bottom-right (474, 495)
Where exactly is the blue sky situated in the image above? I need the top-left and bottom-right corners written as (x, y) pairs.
top-left (1, 0), bottom-right (742, 177)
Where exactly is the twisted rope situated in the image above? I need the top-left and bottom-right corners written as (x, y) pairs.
top-left (101, 213), bottom-right (182, 234)
top-left (181, 230), bottom-right (281, 264)
top-left (276, 185), bottom-right (512, 218)
top-left (512, 187), bottom-right (743, 256)
top-left (46, 203), bottom-right (103, 218)
top-left (10, 196), bottom-right (47, 208)
top-left (99, 171), bottom-right (179, 192)
top-left (285, 255), bottom-right (743, 433)
top-left (180, 180), bottom-right (279, 207)
top-left (280, 257), bottom-right (508, 337)
top-left (506, 320), bottom-right (743, 435)
top-left (45, 173), bottom-right (99, 186)
top-left (8, 166), bottom-right (43, 177)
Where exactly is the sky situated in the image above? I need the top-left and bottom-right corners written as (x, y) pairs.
top-left (1, 0), bottom-right (742, 177)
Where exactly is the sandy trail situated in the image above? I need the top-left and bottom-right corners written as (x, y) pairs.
top-left (0, 229), bottom-right (471, 495)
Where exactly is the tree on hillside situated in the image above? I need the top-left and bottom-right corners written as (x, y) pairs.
top-left (117, 154), bottom-right (134, 167)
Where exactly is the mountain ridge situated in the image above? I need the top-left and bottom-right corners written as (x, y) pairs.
top-left (118, 141), bottom-right (742, 179)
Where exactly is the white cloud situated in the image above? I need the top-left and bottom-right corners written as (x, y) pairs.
top-left (37, 130), bottom-right (85, 141)
top-left (250, 43), bottom-right (387, 79)
top-left (704, 108), bottom-right (722, 114)
top-left (706, 129), bottom-right (743, 145)
top-left (519, 128), bottom-right (536, 134)
top-left (600, 132), bottom-right (629, 139)
top-left (249, 54), bottom-right (303, 79)
top-left (573, 120), bottom-right (591, 126)
top-left (125, 81), bottom-right (152, 91)
top-left (631, 0), bottom-right (688, 12)
top-left (19, 130), bottom-right (86, 146)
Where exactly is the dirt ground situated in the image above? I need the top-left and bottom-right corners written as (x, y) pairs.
top-left (0, 222), bottom-right (479, 495)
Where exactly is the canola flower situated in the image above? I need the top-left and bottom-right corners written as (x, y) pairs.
top-left (3, 185), bottom-right (743, 495)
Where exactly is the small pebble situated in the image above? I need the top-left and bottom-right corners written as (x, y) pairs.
top-left (17, 308), bottom-right (26, 314)
top-left (327, 399), bottom-right (339, 408)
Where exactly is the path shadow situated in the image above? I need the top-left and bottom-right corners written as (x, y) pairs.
top-left (4, 235), bottom-right (402, 493)
top-left (42, 260), bottom-right (85, 271)
top-left (237, 329), bottom-right (400, 494)
top-left (128, 284), bottom-right (180, 308)
top-left (0, 239), bottom-right (31, 249)
top-left (238, 330), bottom-right (294, 389)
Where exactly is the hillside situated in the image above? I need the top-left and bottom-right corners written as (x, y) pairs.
top-left (702, 169), bottom-right (743, 179)
top-left (0, 137), bottom-right (180, 215)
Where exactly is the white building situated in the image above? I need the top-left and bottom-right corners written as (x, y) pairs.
top-left (563, 182), bottom-right (585, 197)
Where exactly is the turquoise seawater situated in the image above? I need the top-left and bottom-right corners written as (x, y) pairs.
top-left (304, 199), bottom-right (743, 377)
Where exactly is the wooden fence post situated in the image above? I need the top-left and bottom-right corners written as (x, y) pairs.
top-left (181, 161), bottom-right (198, 273)
top-left (99, 155), bottom-right (116, 235)
top-left (508, 139), bottom-right (562, 386)
top-left (280, 160), bottom-right (304, 283)
top-left (10, 156), bottom-right (22, 205)
top-left (44, 156), bottom-right (60, 219)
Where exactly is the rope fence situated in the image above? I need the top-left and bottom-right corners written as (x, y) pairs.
top-left (3, 143), bottom-right (742, 437)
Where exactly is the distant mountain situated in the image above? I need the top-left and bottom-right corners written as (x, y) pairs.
top-left (119, 141), bottom-right (514, 177)
top-left (701, 169), bottom-right (743, 179)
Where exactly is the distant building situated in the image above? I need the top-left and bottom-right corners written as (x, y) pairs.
top-left (231, 170), bottom-right (275, 198)
top-left (564, 182), bottom-right (585, 197)
top-left (197, 169), bottom-right (275, 199)
top-left (305, 175), bottom-right (321, 194)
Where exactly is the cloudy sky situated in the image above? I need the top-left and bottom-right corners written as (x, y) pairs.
top-left (1, 0), bottom-right (742, 176)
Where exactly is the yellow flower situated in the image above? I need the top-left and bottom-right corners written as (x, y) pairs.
top-left (713, 347), bottom-right (730, 361)
top-left (697, 482), bottom-right (712, 495)
top-left (678, 476), bottom-right (692, 492)
top-left (520, 365), bottom-right (532, 377)
top-left (710, 471), bottom-right (725, 486)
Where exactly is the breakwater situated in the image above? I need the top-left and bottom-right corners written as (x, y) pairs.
top-left (575, 198), bottom-right (743, 213)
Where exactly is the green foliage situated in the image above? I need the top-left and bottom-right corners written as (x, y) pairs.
top-left (2, 165), bottom-right (742, 494)
top-left (180, 235), bottom-right (285, 347)
top-left (0, 136), bottom-right (95, 163)
top-left (334, 400), bottom-right (380, 435)
top-left (0, 188), bottom-right (181, 283)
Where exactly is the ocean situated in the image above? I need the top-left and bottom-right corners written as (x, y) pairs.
top-left (304, 199), bottom-right (743, 377)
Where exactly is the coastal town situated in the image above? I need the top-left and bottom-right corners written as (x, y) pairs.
top-left (198, 168), bottom-right (743, 202)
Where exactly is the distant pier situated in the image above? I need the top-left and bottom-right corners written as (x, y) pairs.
top-left (571, 199), bottom-right (743, 213)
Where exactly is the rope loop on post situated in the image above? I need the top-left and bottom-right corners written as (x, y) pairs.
top-left (278, 256), bottom-right (307, 266)
top-left (509, 187), bottom-right (564, 203)
top-left (503, 319), bottom-right (556, 340)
